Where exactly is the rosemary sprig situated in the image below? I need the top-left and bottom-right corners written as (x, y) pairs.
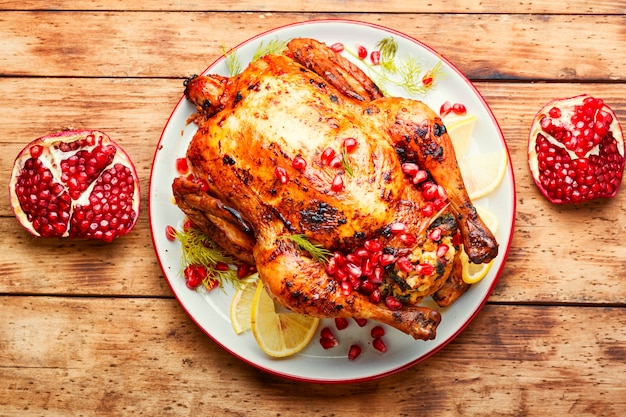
top-left (341, 149), bottom-right (354, 177)
top-left (282, 234), bottom-right (331, 264)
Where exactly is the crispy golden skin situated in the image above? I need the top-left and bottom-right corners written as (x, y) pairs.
top-left (173, 38), bottom-right (497, 340)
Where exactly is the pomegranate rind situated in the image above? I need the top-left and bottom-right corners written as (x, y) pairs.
top-left (9, 129), bottom-right (140, 240)
top-left (528, 94), bottom-right (625, 204)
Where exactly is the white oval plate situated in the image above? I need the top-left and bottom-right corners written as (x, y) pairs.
top-left (149, 19), bottom-right (516, 383)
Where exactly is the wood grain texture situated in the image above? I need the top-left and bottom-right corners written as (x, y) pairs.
top-left (2, 0), bottom-right (625, 14)
top-left (1, 12), bottom-right (626, 81)
top-left (1, 298), bottom-right (624, 417)
top-left (1, 4), bottom-right (625, 415)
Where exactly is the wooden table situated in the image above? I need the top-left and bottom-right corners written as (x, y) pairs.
top-left (1, 2), bottom-right (625, 416)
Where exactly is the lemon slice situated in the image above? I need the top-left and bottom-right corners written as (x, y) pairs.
top-left (230, 274), bottom-right (259, 334)
top-left (458, 149), bottom-right (508, 200)
top-left (445, 114), bottom-right (478, 157)
top-left (460, 205), bottom-right (498, 284)
top-left (460, 249), bottom-right (494, 284)
top-left (251, 281), bottom-right (320, 357)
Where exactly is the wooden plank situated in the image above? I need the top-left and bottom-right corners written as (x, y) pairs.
top-left (1, 12), bottom-right (626, 81)
top-left (2, 78), bottom-right (626, 303)
top-left (0, 297), bottom-right (624, 416)
top-left (1, 0), bottom-right (625, 14)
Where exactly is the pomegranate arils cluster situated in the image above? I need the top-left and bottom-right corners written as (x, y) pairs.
top-left (9, 130), bottom-right (140, 241)
top-left (529, 94), bottom-right (624, 204)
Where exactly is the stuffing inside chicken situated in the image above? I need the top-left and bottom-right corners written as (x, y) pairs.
top-left (173, 38), bottom-right (498, 340)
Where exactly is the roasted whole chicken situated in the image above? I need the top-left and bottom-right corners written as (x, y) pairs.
top-left (173, 38), bottom-right (498, 340)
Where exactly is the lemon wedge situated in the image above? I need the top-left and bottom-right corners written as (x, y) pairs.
top-left (460, 205), bottom-right (498, 284)
top-left (458, 149), bottom-right (508, 201)
top-left (460, 249), bottom-right (495, 284)
top-left (445, 114), bottom-right (478, 157)
top-left (229, 275), bottom-right (259, 334)
top-left (250, 281), bottom-right (320, 357)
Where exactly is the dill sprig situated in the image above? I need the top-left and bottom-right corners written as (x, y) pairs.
top-left (221, 38), bottom-right (289, 76)
top-left (282, 234), bottom-right (331, 264)
top-left (174, 227), bottom-right (239, 287)
top-left (221, 44), bottom-right (242, 76)
top-left (251, 39), bottom-right (289, 61)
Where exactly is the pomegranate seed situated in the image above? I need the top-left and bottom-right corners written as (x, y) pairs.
top-left (348, 344), bottom-right (362, 360)
top-left (215, 261), bottom-right (230, 271)
top-left (356, 44), bottom-right (367, 59)
top-left (343, 137), bottom-right (358, 153)
top-left (321, 146), bottom-right (336, 165)
top-left (385, 296), bottom-right (402, 311)
top-left (436, 244), bottom-right (449, 258)
top-left (354, 247), bottom-right (370, 259)
top-left (274, 166), bottom-right (288, 184)
top-left (412, 170), bottom-right (429, 184)
top-left (422, 71), bottom-right (434, 87)
top-left (320, 337), bottom-right (338, 349)
top-left (371, 326), bottom-right (385, 339)
top-left (372, 337), bottom-right (388, 353)
top-left (452, 102), bottom-right (467, 115)
top-left (29, 144), bottom-right (44, 158)
top-left (422, 181), bottom-right (438, 200)
top-left (331, 174), bottom-right (344, 192)
top-left (334, 318), bottom-right (349, 330)
top-left (292, 156), bottom-right (307, 171)
top-left (416, 263), bottom-right (435, 276)
top-left (390, 222), bottom-right (408, 234)
top-left (341, 280), bottom-right (353, 295)
top-left (428, 228), bottom-right (442, 241)
top-left (379, 253), bottom-right (396, 266)
top-left (325, 256), bottom-right (338, 275)
top-left (165, 225), bottom-right (177, 241)
top-left (360, 280), bottom-right (377, 294)
top-left (440, 101), bottom-right (453, 117)
top-left (345, 262), bottom-right (362, 279)
top-left (184, 265), bottom-right (207, 289)
top-left (321, 327), bottom-right (335, 340)
top-left (237, 264), bottom-right (253, 278)
top-left (329, 155), bottom-right (343, 168)
top-left (399, 233), bottom-right (416, 246)
top-left (363, 239), bottom-right (382, 252)
top-left (396, 256), bottom-right (414, 272)
top-left (421, 202), bottom-right (435, 217)
top-left (354, 318), bottom-right (368, 327)
top-left (369, 289), bottom-right (382, 304)
top-left (329, 42), bottom-right (344, 53)
top-left (370, 50), bottom-right (381, 65)
top-left (175, 157), bottom-right (189, 174)
top-left (548, 106), bottom-right (562, 118)
top-left (369, 266), bottom-right (384, 284)
top-left (401, 162), bottom-right (420, 177)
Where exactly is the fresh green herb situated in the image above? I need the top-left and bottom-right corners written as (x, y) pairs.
top-left (345, 36), bottom-right (444, 97)
top-left (341, 149), bottom-right (354, 177)
top-left (251, 39), bottom-right (289, 62)
top-left (175, 227), bottom-right (240, 287)
top-left (376, 37), bottom-right (398, 72)
top-left (221, 44), bottom-right (242, 77)
top-left (282, 234), bottom-right (331, 264)
top-left (221, 38), bottom-right (289, 76)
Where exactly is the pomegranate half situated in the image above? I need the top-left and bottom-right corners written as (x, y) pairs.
top-left (9, 130), bottom-right (140, 241)
top-left (528, 94), bottom-right (624, 204)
